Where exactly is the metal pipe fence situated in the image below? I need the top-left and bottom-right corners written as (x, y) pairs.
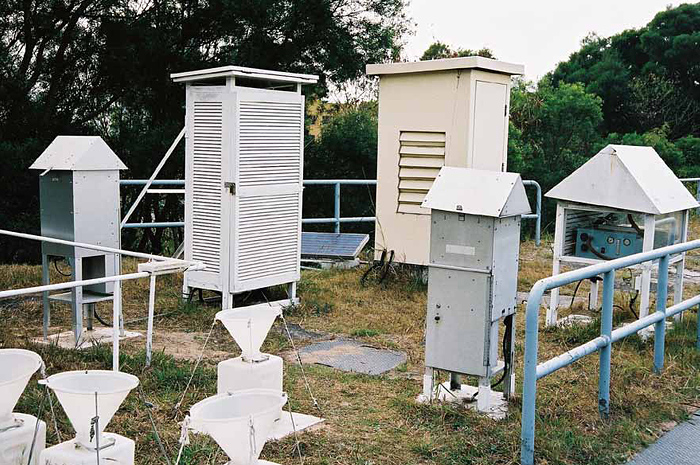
top-left (520, 239), bottom-right (700, 464)
top-left (120, 178), bottom-right (542, 243)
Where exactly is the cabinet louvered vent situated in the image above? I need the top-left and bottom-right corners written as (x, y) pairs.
top-left (239, 101), bottom-right (302, 187)
top-left (397, 131), bottom-right (446, 214)
top-left (237, 193), bottom-right (300, 283)
top-left (192, 101), bottom-right (223, 273)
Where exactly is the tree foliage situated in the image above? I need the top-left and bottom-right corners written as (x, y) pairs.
top-left (0, 0), bottom-right (410, 260)
top-left (420, 41), bottom-right (495, 60)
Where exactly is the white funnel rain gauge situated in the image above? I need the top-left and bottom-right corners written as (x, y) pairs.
top-left (216, 306), bottom-right (281, 362)
top-left (190, 389), bottom-right (288, 465)
top-left (0, 349), bottom-right (44, 429)
top-left (44, 370), bottom-right (139, 448)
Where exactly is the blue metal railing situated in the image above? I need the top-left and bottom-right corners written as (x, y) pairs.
top-left (522, 180), bottom-right (542, 246)
top-left (120, 177), bottom-right (541, 241)
top-left (119, 179), bottom-right (377, 231)
top-left (520, 239), bottom-right (700, 464)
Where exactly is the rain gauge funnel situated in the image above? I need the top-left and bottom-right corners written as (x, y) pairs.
top-left (216, 305), bottom-right (281, 362)
top-left (0, 349), bottom-right (43, 429)
top-left (45, 370), bottom-right (139, 448)
top-left (190, 389), bottom-right (287, 465)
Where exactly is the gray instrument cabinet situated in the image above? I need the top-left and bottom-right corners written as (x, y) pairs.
top-left (421, 167), bottom-right (530, 412)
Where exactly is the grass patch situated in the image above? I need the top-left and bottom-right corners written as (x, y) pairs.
top-left (2, 231), bottom-right (700, 464)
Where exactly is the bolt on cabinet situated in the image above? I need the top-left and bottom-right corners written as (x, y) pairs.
top-left (171, 66), bottom-right (318, 308)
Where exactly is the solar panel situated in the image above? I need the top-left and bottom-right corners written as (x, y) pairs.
top-left (301, 232), bottom-right (369, 259)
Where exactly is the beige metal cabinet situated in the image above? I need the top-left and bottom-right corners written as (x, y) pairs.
top-left (366, 57), bottom-right (524, 265)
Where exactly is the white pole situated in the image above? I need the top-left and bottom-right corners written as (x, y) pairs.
top-left (112, 279), bottom-right (121, 371)
top-left (0, 272), bottom-right (149, 300)
top-left (146, 274), bottom-right (156, 367)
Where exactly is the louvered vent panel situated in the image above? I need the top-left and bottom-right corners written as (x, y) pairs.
top-left (192, 101), bottom-right (223, 273)
top-left (239, 101), bottom-right (302, 187)
top-left (237, 193), bottom-right (300, 282)
top-left (397, 131), bottom-right (446, 214)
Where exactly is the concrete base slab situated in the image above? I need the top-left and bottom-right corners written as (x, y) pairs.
top-left (416, 382), bottom-right (508, 420)
top-left (34, 328), bottom-right (141, 350)
top-left (269, 411), bottom-right (324, 441)
top-left (638, 321), bottom-right (674, 342)
top-left (557, 314), bottom-right (594, 328)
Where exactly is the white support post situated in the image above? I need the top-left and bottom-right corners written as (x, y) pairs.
top-left (41, 254), bottom-right (50, 340)
top-left (547, 203), bottom-right (565, 326)
top-left (112, 279), bottom-right (121, 371)
top-left (589, 278), bottom-right (599, 310)
top-left (477, 376), bottom-right (492, 412)
top-left (71, 256), bottom-right (83, 346)
top-left (146, 274), bottom-right (156, 367)
top-left (504, 315), bottom-right (516, 400)
top-left (639, 214), bottom-right (656, 318)
top-left (673, 211), bottom-right (689, 321)
top-left (288, 281), bottom-right (297, 302)
top-left (422, 367), bottom-right (435, 401)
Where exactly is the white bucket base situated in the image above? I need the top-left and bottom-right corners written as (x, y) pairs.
top-left (416, 382), bottom-right (508, 420)
top-left (218, 355), bottom-right (284, 420)
top-left (269, 411), bottom-right (324, 441)
top-left (40, 433), bottom-right (135, 465)
top-left (217, 355), bottom-right (283, 393)
top-left (0, 413), bottom-right (46, 465)
top-left (34, 328), bottom-right (141, 350)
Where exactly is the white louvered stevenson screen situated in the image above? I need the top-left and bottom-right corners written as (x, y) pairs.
top-left (237, 193), bottom-right (300, 284)
top-left (191, 101), bottom-right (223, 273)
top-left (235, 98), bottom-right (303, 288)
top-left (397, 131), bottom-right (446, 214)
top-left (239, 101), bottom-right (302, 188)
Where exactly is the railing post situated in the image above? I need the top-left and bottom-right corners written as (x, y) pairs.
top-left (520, 286), bottom-right (544, 465)
top-left (334, 182), bottom-right (341, 234)
top-left (695, 181), bottom-right (700, 214)
top-left (598, 270), bottom-right (615, 419)
top-left (534, 182), bottom-right (541, 247)
top-left (654, 254), bottom-right (670, 374)
top-left (696, 303), bottom-right (700, 350)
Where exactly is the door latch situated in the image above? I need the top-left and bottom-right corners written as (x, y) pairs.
top-left (224, 182), bottom-right (236, 195)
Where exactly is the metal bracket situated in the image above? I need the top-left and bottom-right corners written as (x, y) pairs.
top-left (224, 182), bottom-right (236, 195)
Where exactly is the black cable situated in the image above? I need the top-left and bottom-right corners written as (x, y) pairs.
top-left (361, 249), bottom-right (387, 286)
top-left (53, 258), bottom-right (72, 277)
top-left (377, 250), bottom-right (394, 284)
top-left (92, 307), bottom-right (111, 327)
top-left (628, 214), bottom-right (644, 236)
top-left (490, 315), bottom-right (512, 389)
top-left (569, 279), bottom-right (585, 309)
top-left (585, 237), bottom-right (614, 260)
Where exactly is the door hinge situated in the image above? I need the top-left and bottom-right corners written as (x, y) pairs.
top-left (504, 104), bottom-right (508, 116)
top-left (224, 182), bottom-right (236, 195)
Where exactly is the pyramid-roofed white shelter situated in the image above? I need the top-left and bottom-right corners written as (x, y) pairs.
top-left (422, 167), bottom-right (531, 217)
top-left (545, 144), bottom-right (697, 328)
top-left (30, 136), bottom-right (127, 172)
top-left (546, 144), bottom-right (698, 214)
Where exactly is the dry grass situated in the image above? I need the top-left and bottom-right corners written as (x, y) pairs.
top-left (2, 230), bottom-right (700, 464)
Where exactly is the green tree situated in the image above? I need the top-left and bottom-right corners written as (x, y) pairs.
top-left (0, 0), bottom-right (411, 260)
top-left (509, 79), bottom-right (604, 225)
top-left (304, 102), bottom-right (378, 230)
top-left (420, 41), bottom-right (495, 60)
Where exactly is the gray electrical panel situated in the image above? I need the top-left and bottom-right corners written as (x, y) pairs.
top-left (30, 136), bottom-right (127, 341)
top-left (420, 167), bottom-right (530, 410)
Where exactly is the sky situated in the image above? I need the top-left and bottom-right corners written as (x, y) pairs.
top-left (404, 0), bottom-right (685, 81)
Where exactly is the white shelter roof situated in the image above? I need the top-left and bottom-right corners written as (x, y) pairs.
top-left (545, 144), bottom-right (698, 215)
top-left (170, 65), bottom-right (319, 84)
top-left (366, 56), bottom-right (524, 77)
top-left (422, 167), bottom-right (531, 217)
top-left (30, 136), bottom-right (127, 171)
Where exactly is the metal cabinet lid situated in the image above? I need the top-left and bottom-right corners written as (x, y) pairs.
top-left (30, 136), bottom-right (127, 172)
top-left (546, 144), bottom-right (699, 214)
top-left (422, 167), bottom-right (531, 217)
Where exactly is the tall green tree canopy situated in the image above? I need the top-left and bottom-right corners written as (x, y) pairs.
top-left (551, 3), bottom-right (700, 138)
top-left (0, 0), bottom-right (410, 260)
